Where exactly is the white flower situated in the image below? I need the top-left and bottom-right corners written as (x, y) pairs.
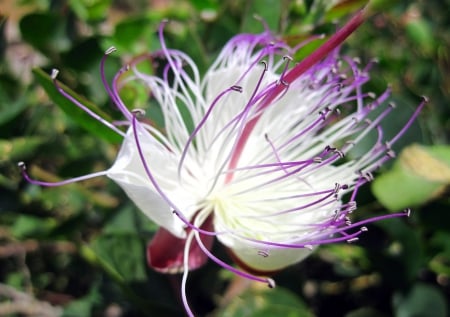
top-left (20, 10), bottom-right (425, 316)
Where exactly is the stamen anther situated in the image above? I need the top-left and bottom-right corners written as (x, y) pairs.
top-left (267, 278), bottom-right (276, 288)
top-left (231, 85), bottom-right (243, 93)
top-left (367, 92), bottom-right (376, 99)
top-left (105, 46), bottom-right (117, 55)
top-left (260, 60), bottom-right (268, 71)
top-left (51, 69), bottom-right (59, 80)
top-left (334, 183), bottom-right (341, 193)
top-left (132, 108), bottom-right (146, 117)
top-left (404, 208), bottom-right (411, 217)
top-left (386, 150), bottom-right (396, 158)
top-left (18, 161), bottom-right (26, 170)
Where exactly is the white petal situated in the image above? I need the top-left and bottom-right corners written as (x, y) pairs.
top-left (220, 234), bottom-right (314, 272)
top-left (107, 127), bottom-right (195, 238)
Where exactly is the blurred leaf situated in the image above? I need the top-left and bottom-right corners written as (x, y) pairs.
top-left (190, 0), bottom-right (219, 11)
top-left (103, 204), bottom-right (157, 235)
top-left (345, 307), bottom-right (386, 317)
top-left (0, 137), bottom-right (45, 163)
top-left (108, 16), bottom-right (154, 53)
top-left (393, 283), bottom-right (448, 317)
top-left (376, 218), bottom-right (424, 285)
top-left (62, 37), bottom-right (104, 71)
top-left (372, 144), bottom-right (450, 210)
top-left (0, 92), bottom-right (28, 126)
top-left (91, 233), bottom-right (146, 282)
top-left (241, 0), bottom-right (282, 33)
top-left (62, 280), bottom-right (101, 317)
top-left (69, 0), bottom-right (113, 22)
top-left (11, 214), bottom-right (57, 239)
top-left (324, 0), bottom-right (368, 22)
top-left (33, 68), bottom-right (122, 144)
top-left (19, 12), bottom-right (70, 55)
top-left (404, 13), bottom-right (435, 56)
top-left (0, 15), bottom-right (6, 60)
top-left (80, 241), bottom-right (180, 315)
top-left (217, 285), bottom-right (313, 317)
top-left (320, 244), bottom-right (369, 276)
top-left (431, 231), bottom-right (450, 256)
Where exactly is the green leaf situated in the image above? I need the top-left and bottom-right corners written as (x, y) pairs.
top-left (68, 0), bottom-right (113, 22)
top-left (345, 307), bottom-right (386, 317)
top-left (324, 0), bottom-right (368, 22)
top-left (91, 233), bottom-right (147, 282)
top-left (405, 15), bottom-right (435, 56)
top-left (0, 137), bottom-right (45, 163)
top-left (393, 283), bottom-right (448, 317)
top-left (0, 78), bottom-right (29, 126)
top-left (19, 12), bottom-right (70, 54)
top-left (109, 16), bottom-right (154, 53)
top-left (103, 204), bottom-right (158, 235)
top-left (62, 280), bottom-right (101, 317)
top-left (11, 215), bottom-right (57, 239)
top-left (241, 0), bottom-right (282, 33)
top-left (33, 68), bottom-right (122, 144)
top-left (372, 144), bottom-right (450, 211)
top-left (217, 286), bottom-right (313, 317)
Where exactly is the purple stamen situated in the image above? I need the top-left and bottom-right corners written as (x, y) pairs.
top-left (51, 69), bottom-right (126, 137)
top-left (130, 112), bottom-right (217, 236)
top-left (18, 162), bottom-right (107, 187)
top-left (194, 230), bottom-right (275, 285)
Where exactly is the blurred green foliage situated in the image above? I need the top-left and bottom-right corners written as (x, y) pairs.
top-left (0, 0), bottom-right (448, 316)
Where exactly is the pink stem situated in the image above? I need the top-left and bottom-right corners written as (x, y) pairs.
top-left (226, 9), bottom-right (367, 179)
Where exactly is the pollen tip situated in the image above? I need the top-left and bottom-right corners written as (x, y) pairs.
top-left (361, 226), bottom-right (368, 232)
top-left (304, 244), bottom-right (313, 250)
top-left (386, 150), bottom-right (396, 158)
top-left (260, 60), bottom-right (268, 70)
top-left (267, 278), bottom-right (276, 289)
top-left (421, 95), bottom-right (429, 103)
top-left (404, 208), bottom-right (411, 217)
top-left (17, 161), bottom-right (26, 170)
top-left (253, 14), bottom-right (262, 21)
top-left (51, 69), bottom-right (59, 80)
top-left (278, 79), bottom-right (288, 87)
top-left (388, 102), bottom-right (397, 109)
top-left (347, 237), bottom-right (359, 243)
top-left (319, 33), bottom-right (326, 39)
top-left (313, 157), bottom-right (322, 163)
top-left (132, 108), bottom-right (146, 117)
top-left (105, 46), bottom-right (117, 55)
top-left (231, 85), bottom-right (243, 93)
